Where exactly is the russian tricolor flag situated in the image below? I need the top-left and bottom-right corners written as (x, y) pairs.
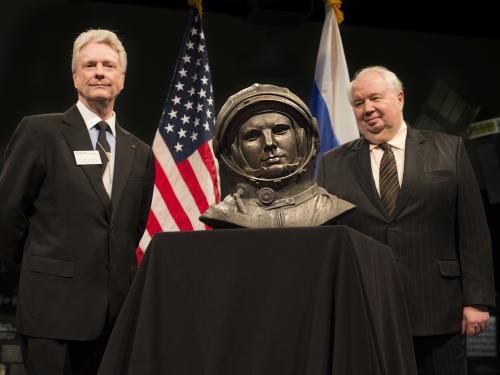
top-left (310, 2), bottom-right (358, 165)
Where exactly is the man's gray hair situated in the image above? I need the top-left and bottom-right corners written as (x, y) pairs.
top-left (348, 66), bottom-right (403, 104)
top-left (71, 29), bottom-right (127, 73)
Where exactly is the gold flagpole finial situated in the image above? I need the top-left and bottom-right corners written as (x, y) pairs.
top-left (187, 0), bottom-right (203, 17)
top-left (326, 0), bottom-right (344, 25)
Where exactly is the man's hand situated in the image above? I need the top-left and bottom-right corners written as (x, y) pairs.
top-left (461, 306), bottom-right (489, 336)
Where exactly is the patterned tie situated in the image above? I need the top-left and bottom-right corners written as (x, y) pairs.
top-left (96, 121), bottom-right (111, 173)
top-left (379, 143), bottom-right (400, 217)
top-left (96, 121), bottom-right (112, 197)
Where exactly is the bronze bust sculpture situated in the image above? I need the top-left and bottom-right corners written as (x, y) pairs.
top-left (200, 83), bottom-right (354, 228)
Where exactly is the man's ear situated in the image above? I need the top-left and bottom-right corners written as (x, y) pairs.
top-left (120, 72), bottom-right (125, 90)
top-left (72, 73), bottom-right (78, 90)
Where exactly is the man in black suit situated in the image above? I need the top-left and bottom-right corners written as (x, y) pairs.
top-left (317, 66), bottom-right (495, 374)
top-left (0, 29), bottom-right (154, 374)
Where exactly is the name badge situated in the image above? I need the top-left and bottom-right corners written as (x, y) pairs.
top-left (74, 151), bottom-right (102, 165)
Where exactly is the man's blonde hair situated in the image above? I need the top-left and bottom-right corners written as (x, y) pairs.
top-left (71, 29), bottom-right (127, 73)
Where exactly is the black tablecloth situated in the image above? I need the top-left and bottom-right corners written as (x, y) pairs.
top-left (98, 225), bottom-right (417, 375)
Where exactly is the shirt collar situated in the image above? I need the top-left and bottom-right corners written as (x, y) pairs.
top-left (369, 121), bottom-right (407, 151)
top-left (76, 101), bottom-right (117, 137)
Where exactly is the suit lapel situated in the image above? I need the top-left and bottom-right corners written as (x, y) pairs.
top-left (110, 124), bottom-right (135, 221)
top-left (348, 138), bottom-right (389, 218)
top-left (61, 105), bottom-right (111, 216)
top-left (392, 127), bottom-right (426, 218)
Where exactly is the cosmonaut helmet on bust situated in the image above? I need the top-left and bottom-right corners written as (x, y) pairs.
top-left (199, 83), bottom-right (355, 228)
top-left (214, 83), bottom-right (320, 189)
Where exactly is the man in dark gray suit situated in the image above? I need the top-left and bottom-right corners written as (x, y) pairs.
top-left (317, 66), bottom-right (495, 374)
top-left (0, 29), bottom-right (154, 374)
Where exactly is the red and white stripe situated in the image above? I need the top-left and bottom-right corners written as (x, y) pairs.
top-left (137, 130), bottom-right (219, 263)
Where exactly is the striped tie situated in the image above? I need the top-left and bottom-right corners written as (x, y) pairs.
top-left (96, 121), bottom-right (111, 174)
top-left (379, 143), bottom-right (400, 217)
top-left (96, 121), bottom-right (112, 197)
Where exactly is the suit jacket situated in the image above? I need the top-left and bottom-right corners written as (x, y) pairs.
top-left (0, 105), bottom-right (155, 341)
top-left (317, 126), bottom-right (495, 336)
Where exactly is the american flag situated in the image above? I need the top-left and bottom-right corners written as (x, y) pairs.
top-left (137, 9), bottom-right (220, 262)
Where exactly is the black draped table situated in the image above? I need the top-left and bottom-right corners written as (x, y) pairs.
top-left (98, 225), bottom-right (417, 375)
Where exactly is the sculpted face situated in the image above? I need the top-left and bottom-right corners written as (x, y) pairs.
top-left (351, 71), bottom-right (404, 144)
top-left (238, 112), bottom-right (298, 176)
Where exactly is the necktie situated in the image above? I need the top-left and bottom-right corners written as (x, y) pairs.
top-left (379, 143), bottom-right (400, 217)
top-left (96, 121), bottom-right (112, 197)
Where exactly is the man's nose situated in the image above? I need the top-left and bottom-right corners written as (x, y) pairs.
top-left (363, 100), bottom-right (375, 114)
top-left (263, 129), bottom-right (275, 147)
top-left (94, 63), bottom-right (105, 78)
